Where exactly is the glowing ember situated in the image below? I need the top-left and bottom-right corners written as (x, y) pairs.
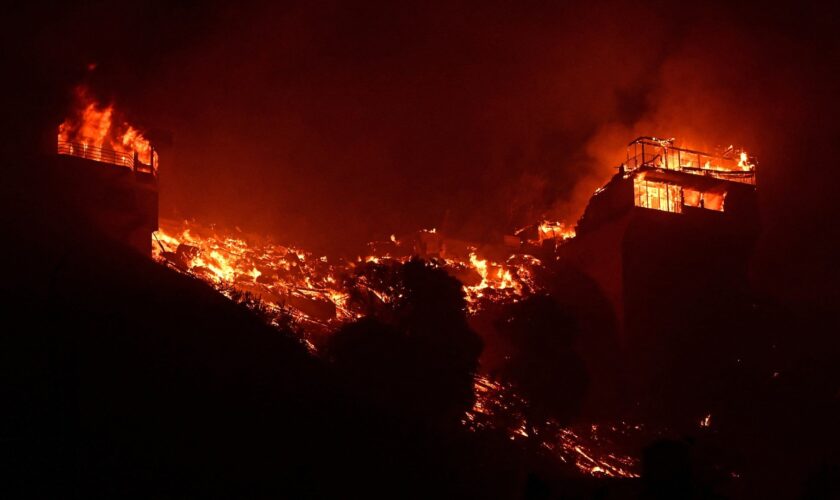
top-left (468, 376), bottom-right (641, 478)
top-left (513, 220), bottom-right (576, 249)
top-left (463, 252), bottom-right (523, 308)
top-left (538, 221), bottom-right (576, 242)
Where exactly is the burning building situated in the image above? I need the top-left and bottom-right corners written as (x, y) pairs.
top-left (556, 137), bottom-right (759, 409)
top-left (50, 89), bottom-right (159, 255)
top-left (560, 137), bottom-right (758, 338)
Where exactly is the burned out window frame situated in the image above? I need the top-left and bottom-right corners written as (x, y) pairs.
top-left (633, 178), bottom-right (682, 214)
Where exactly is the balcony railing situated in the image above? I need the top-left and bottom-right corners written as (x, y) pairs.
top-left (57, 140), bottom-right (157, 176)
top-left (625, 137), bottom-right (756, 185)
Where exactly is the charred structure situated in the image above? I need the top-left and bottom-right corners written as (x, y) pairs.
top-left (50, 143), bottom-right (158, 255)
top-left (561, 137), bottom-right (758, 336)
top-left (48, 90), bottom-right (159, 255)
top-left (557, 137), bottom-right (759, 409)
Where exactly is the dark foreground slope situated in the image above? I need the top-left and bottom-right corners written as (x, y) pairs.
top-left (0, 157), bottom-right (534, 498)
top-left (4, 247), bottom-right (333, 496)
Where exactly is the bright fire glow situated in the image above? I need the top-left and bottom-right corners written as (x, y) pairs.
top-left (57, 86), bottom-right (158, 170)
top-left (625, 137), bottom-right (755, 184)
top-left (634, 177), bottom-right (682, 213)
top-left (538, 221), bottom-right (576, 242)
top-left (153, 219), bottom-right (544, 326)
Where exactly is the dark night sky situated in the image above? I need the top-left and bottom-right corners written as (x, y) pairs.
top-left (6, 1), bottom-right (840, 307)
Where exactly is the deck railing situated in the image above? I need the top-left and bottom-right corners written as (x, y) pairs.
top-left (625, 137), bottom-right (756, 185)
top-left (57, 140), bottom-right (157, 176)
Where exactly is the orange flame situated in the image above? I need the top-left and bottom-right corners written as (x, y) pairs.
top-left (153, 220), bottom-right (545, 324)
top-left (57, 86), bottom-right (158, 169)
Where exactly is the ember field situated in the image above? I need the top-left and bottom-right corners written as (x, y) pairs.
top-left (152, 217), bottom-right (642, 478)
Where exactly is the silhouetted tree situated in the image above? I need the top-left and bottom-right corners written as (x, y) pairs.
top-left (395, 259), bottom-right (483, 423)
top-left (495, 294), bottom-right (588, 440)
top-left (324, 317), bottom-right (415, 411)
top-left (343, 259), bottom-right (403, 320)
top-left (326, 258), bottom-right (482, 428)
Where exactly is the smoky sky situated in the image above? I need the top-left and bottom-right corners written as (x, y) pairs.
top-left (10, 1), bottom-right (840, 306)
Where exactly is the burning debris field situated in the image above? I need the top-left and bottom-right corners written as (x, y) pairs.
top-left (152, 217), bottom-right (643, 478)
top-left (152, 219), bottom-right (544, 331)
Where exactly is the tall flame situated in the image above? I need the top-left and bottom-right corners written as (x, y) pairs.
top-left (57, 86), bottom-right (158, 169)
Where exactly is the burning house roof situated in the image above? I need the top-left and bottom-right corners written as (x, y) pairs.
top-left (57, 86), bottom-right (158, 176)
top-left (576, 137), bottom-right (758, 236)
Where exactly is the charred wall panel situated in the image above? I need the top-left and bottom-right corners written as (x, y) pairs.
top-left (43, 155), bottom-right (158, 255)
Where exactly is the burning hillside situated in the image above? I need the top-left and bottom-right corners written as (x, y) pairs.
top-left (150, 218), bottom-right (643, 478)
top-left (152, 218), bottom-right (544, 332)
top-left (470, 376), bottom-right (645, 478)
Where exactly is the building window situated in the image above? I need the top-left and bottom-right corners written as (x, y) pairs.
top-left (634, 178), bottom-right (682, 213)
top-left (683, 188), bottom-right (726, 212)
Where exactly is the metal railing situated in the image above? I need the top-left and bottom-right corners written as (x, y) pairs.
top-left (57, 140), bottom-right (157, 176)
top-left (625, 137), bottom-right (756, 185)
